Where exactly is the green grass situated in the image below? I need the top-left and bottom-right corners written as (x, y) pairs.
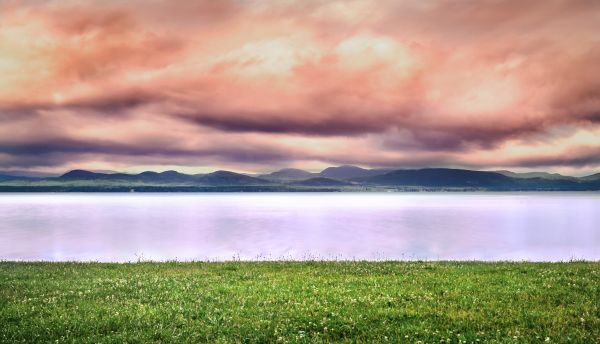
top-left (1, 262), bottom-right (599, 343)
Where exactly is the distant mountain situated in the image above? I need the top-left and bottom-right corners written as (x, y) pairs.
top-left (290, 177), bottom-right (353, 187)
top-left (59, 170), bottom-right (193, 183)
top-left (495, 170), bottom-right (576, 180)
top-left (581, 173), bottom-right (600, 181)
top-left (511, 177), bottom-right (586, 190)
top-left (89, 169), bottom-right (121, 174)
top-left (136, 171), bottom-right (196, 183)
top-left (0, 173), bottom-right (21, 181)
top-left (196, 171), bottom-right (272, 186)
top-left (319, 165), bottom-right (390, 180)
top-left (58, 169), bottom-right (271, 185)
top-left (2, 167), bottom-right (599, 191)
top-left (59, 170), bottom-right (140, 182)
top-left (59, 170), bottom-right (109, 180)
top-left (357, 168), bottom-right (515, 188)
top-left (354, 168), bottom-right (600, 190)
top-left (260, 168), bottom-right (315, 181)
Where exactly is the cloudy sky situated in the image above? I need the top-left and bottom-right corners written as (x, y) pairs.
top-left (1, 0), bottom-right (600, 175)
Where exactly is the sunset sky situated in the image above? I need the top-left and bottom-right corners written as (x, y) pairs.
top-left (1, 0), bottom-right (600, 175)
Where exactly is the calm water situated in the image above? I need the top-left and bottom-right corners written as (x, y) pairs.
top-left (0, 193), bottom-right (599, 262)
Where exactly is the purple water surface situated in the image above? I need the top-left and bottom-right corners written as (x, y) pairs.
top-left (1, 193), bottom-right (598, 261)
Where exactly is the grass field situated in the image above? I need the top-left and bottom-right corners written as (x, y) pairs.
top-left (1, 262), bottom-right (599, 343)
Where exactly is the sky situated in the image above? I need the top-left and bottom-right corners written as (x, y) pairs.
top-left (1, 0), bottom-right (600, 175)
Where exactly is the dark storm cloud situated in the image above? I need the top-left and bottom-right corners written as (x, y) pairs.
top-left (0, 138), bottom-right (298, 168)
top-left (176, 110), bottom-right (394, 136)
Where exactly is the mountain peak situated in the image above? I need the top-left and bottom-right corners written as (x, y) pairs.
top-left (582, 172), bottom-right (600, 181)
top-left (261, 168), bottom-right (314, 180)
top-left (322, 165), bottom-right (364, 171)
top-left (60, 169), bottom-right (101, 179)
top-left (198, 170), bottom-right (271, 185)
top-left (160, 170), bottom-right (183, 176)
top-left (320, 165), bottom-right (388, 180)
top-left (209, 170), bottom-right (239, 177)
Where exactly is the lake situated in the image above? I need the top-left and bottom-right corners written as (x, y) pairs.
top-left (0, 193), bottom-right (598, 262)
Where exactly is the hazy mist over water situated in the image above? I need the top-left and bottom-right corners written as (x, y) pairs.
top-left (0, 193), bottom-right (598, 262)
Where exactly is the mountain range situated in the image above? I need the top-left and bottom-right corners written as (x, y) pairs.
top-left (0, 165), bottom-right (599, 191)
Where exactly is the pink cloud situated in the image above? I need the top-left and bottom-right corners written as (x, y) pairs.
top-left (0, 0), bottom-right (599, 172)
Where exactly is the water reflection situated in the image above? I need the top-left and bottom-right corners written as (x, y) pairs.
top-left (0, 193), bottom-right (598, 261)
